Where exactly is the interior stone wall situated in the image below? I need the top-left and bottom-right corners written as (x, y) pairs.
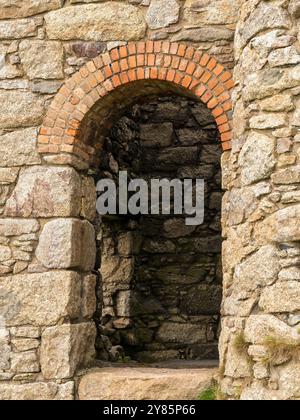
top-left (220, 0), bottom-right (300, 401)
top-left (94, 96), bottom-right (222, 363)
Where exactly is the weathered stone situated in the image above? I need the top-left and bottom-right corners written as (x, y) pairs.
top-left (45, 4), bottom-right (146, 41)
top-left (19, 40), bottom-right (64, 80)
top-left (292, 107), bottom-right (300, 127)
top-left (259, 282), bottom-right (300, 313)
top-left (0, 128), bottom-right (41, 167)
top-left (268, 46), bottom-right (300, 68)
top-left (0, 271), bottom-right (81, 327)
top-left (0, 0), bottom-right (63, 19)
top-left (260, 94), bottom-right (294, 113)
top-left (239, 132), bottom-right (276, 185)
top-left (255, 205), bottom-right (300, 244)
top-left (180, 285), bottom-right (222, 315)
top-left (0, 168), bottom-right (19, 184)
top-left (249, 113), bottom-right (287, 130)
top-left (11, 338), bottom-right (39, 352)
top-left (10, 326), bottom-right (40, 338)
top-left (81, 176), bottom-right (96, 222)
top-left (244, 315), bottom-right (299, 345)
top-left (140, 123), bottom-right (173, 147)
top-left (163, 218), bottom-right (196, 239)
top-left (279, 267), bottom-right (300, 281)
top-left (0, 219), bottom-right (39, 237)
top-left (242, 67), bottom-right (299, 102)
top-left (36, 219), bottom-right (96, 271)
top-left (115, 291), bottom-right (164, 317)
top-left (173, 27), bottom-right (233, 42)
top-left (234, 245), bottom-right (280, 292)
top-left (0, 91), bottom-right (44, 129)
top-left (278, 362), bottom-right (300, 397)
top-left (0, 245), bottom-right (11, 262)
top-left (101, 256), bottom-right (135, 284)
top-left (40, 323), bottom-right (96, 379)
top-left (184, 0), bottom-right (243, 26)
top-left (223, 187), bottom-right (258, 226)
top-left (82, 274), bottom-right (96, 319)
top-left (31, 80), bottom-right (62, 94)
top-left (224, 338), bottom-right (252, 379)
top-left (272, 166), bottom-right (300, 184)
top-left (156, 322), bottom-right (206, 344)
top-left (78, 367), bottom-right (217, 400)
top-left (0, 381), bottom-right (74, 400)
top-left (146, 0), bottom-right (180, 29)
top-left (0, 337), bottom-right (10, 371)
top-left (289, 0), bottom-right (300, 18)
top-left (242, 3), bottom-right (291, 45)
top-left (10, 351), bottom-right (39, 373)
top-left (5, 166), bottom-right (81, 218)
top-left (251, 30), bottom-right (295, 56)
top-left (0, 18), bottom-right (37, 39)
top-left (241, 385), bottom-right (290, 401)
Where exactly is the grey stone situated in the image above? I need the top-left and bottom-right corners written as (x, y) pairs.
top-left (36, 219), bottom-right (96, 271)
top-left (0, 381), bottom-right (74, 400)
top-left (78, 367), bottom-right (217, 400)
top-left (0, 271), bottom-right (81, 327)
top-left (40, 323), bottom-right (96, 379)
top-left (234, 245), bottom-right (280, 292)
top-left (140, 123), bottom-right (173, 147)
top-left (244, 315), bottom-right (299, 345)
top-left (156, 322), bottom-right (206, 344)
top-left (0, 18), bottom-right (37, 39)
top-left (0, 128), bottom-right (41, 167)
top-left (239, 132), bottom-right (276, 185)
top-left (173, 27), bottom-right (234, 42)
top-left (255, 205), bottom-right (300, 244)
top-left (146, 0), bottom-right (180, 29)
top-left (45, 4), bottom-right (146, 41)
top-left (272, 166), bottom-right (300, 185)
top-left (0, 91), bottom-right (44, 129)
top-left (5, 166), bottom-right (82, 218)
top-left (0, 219), bottom-right (39, 237)
top-left (242, 3), bottom-right (291, 45)
top-left (0, 0), bottom-right (63, 19)
top-left (10, 351), bottom-right (39, 374)
top-left (259, 282), bottom-right (300, 313)
top-left (19, 40), bottom-right (64, 80)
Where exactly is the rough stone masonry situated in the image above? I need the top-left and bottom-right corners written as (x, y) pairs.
top-left (0, 0), bottom-right (299, 401)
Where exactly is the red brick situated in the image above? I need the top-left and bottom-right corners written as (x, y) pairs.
top-left (146, 40), bottom-right (154, 53)
top-left (186, 62), bottom-right (196, 75)
top-left (119, 46), bottom-right (128, 58)
top-left (200, 53), bottom-right (210, 67)
top-left (120, 58), bottom-right (129, 71)
top-left (222, 141), bottom-right (232, 151)
top-left (170, 43), bottom-right (178, 55)
top-left (177, 44), bottom-right (186, 57)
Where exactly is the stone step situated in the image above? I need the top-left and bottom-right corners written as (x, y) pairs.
top-left (78, 365), bottom-right (218, 400)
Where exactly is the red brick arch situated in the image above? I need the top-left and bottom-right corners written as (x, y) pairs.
top-left (39, 41), bottom-right (234, 163)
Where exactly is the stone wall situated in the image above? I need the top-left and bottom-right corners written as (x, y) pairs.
top-left (220, 0), bottom-right (300, 400)
top-left (0, 0), bottom-right (237, 400)
top-left (1, 0), bottom-right (299, 402)
top-left (95, 96), bottom-right (222, 362)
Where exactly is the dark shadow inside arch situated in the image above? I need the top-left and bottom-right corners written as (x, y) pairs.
top-left (91, 92), bottom-right (223, 364)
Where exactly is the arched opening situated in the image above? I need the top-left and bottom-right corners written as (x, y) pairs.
top-left (38, 41), bottom-right (233, 375)
top-left (94, 94), bottom-right (223, 363)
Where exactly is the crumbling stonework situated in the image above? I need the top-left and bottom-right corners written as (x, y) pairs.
top-left (0, 0), bottom-right (299, 401)
top-left (220, 0), bottom-right (300, 401)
